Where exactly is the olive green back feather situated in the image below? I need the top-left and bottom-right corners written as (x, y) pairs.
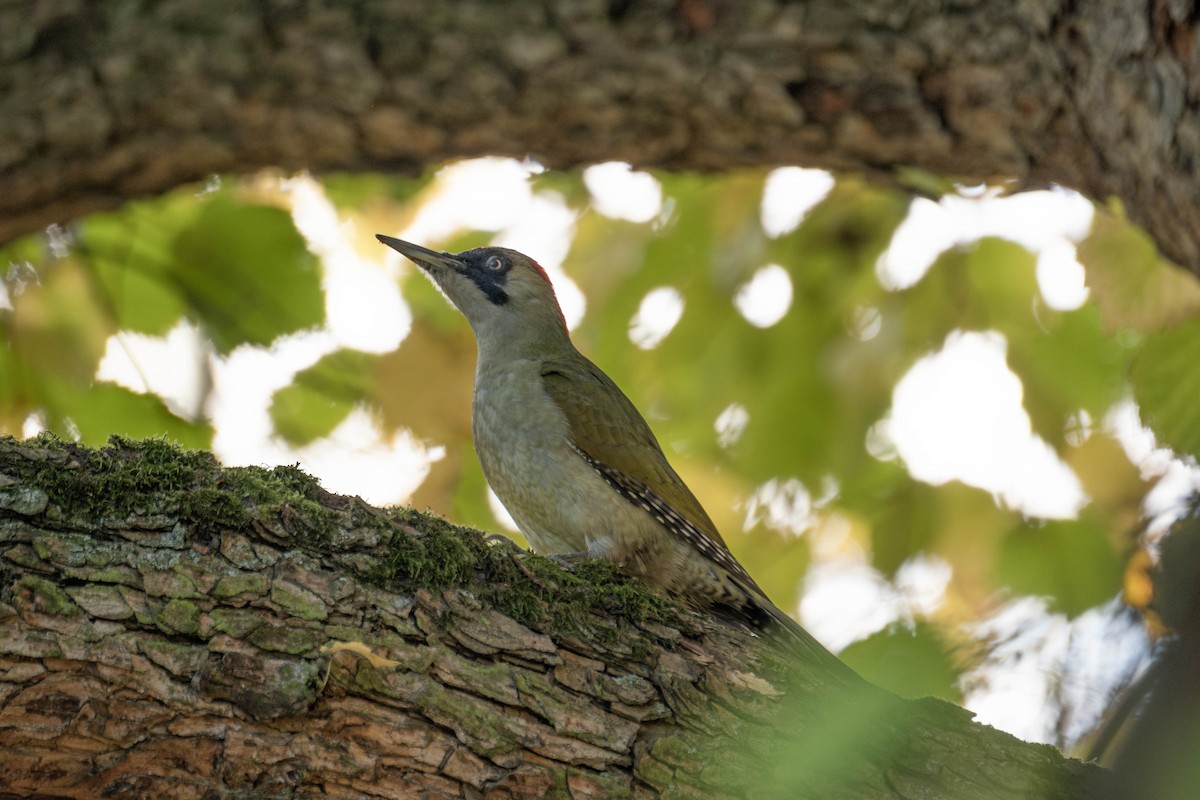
top-left (539, 356), bottom-right (726, 548)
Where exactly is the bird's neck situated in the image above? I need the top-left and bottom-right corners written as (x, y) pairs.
top-left (472, 310), bottom-right (575, 365)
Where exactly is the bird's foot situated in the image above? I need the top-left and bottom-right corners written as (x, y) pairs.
top-left (546, 551), bottom-right (592, 573)
top-left (483, 533), bottom-right (526, 554)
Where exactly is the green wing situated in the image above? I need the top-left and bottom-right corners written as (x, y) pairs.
top-left (541, 356), bottom-right (853, 673)
top-left (539, 356), bottom-right (727, 548)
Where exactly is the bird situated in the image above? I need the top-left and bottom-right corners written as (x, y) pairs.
top-left (377, 234), bottom-right (850, 673)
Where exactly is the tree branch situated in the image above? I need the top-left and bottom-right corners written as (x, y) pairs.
top-left (4, 1), bottom-right (1200, 276)
top-left (0, 436), bottom-right (1102, 797)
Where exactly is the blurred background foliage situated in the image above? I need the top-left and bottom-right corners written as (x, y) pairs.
top-left (2, 163), bottom-right (1199, 756)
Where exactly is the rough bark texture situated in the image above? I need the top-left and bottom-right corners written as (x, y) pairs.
top-left (0, 436), bottom-right (1102, 799)
top-left (3, 0), bottom-right (1200, 276)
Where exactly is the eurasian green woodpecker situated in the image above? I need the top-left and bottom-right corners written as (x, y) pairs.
top-left (377, 235), bottom-right (845, 669)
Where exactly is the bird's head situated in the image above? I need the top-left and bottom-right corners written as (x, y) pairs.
top-left (377, 236), bottom-right (569, 349)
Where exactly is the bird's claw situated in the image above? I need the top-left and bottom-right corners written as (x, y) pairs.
top-left (484, 533), bottom-right (526, 554)
top-left (547, 551), bottom-right (590, 573)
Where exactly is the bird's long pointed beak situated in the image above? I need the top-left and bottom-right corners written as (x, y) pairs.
top-left (375, 235), bottom-right (462, 271)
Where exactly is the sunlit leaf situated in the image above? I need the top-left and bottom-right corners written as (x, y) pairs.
top-left (269, 349), bottom-right (378, 445)
top-left (53, 382), bottom-right (211, 448)
top-left (860, 469), bottom-right (941, 576)
top-left (996, 515), bottom-right (1123, 616)
top-left (80, 193), bottom-right (198, 335)
top-left (840, 622), bottom-right (960, 700)
top-left (376, 319), bottom-right (476, 517)
top-left (1010, 304), bottom-right (1132, 446)
top-left (725, 180), bottom-right (908, 485)
top-left (1066, 432), bottom-right (1149, 518)
top-left (1079, 212), bottom-right (1200, 332)
top-left (320, 171), bottom-right (431, 210)
top-left (1129, 316), bottom-right (1200, 459)
top-left (529, 169), bottom-right (592, 206)
top-left (0, 341), bottom-right (27, 429)
top-left (893, 166), bottom-right (959, 198)
top-left (9, 260), bottom-right (112, 388)
top-left (172, 197), bottom-right (323, 353)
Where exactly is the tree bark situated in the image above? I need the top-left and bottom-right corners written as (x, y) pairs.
top-left (0, 436), bottom-right (1101, 799)
top-left (3, 0), bottom-right (1200, 276)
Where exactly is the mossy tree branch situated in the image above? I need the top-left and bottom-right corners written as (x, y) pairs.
top-left (0, 436), bottom-right (1101, 798)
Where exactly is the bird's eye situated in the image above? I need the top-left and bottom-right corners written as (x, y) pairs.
top-left (485, 255), bottom-right (505, 271)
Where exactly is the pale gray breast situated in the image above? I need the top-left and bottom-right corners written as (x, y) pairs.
top-left (471, 360), bottom-right (598, 553)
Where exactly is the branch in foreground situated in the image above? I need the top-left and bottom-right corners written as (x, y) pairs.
top-left (0, 436), bottom-right (1102, 798)
top-left (4, 1), bottom-right (1200, 277)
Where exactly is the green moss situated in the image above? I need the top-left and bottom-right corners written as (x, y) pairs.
top-left (140, 639), bottom-right (207, 676)
top-left (323, 625), bottom-right (365, 641)
top-left (207, 607), bottom-right (266, 638)
top-left (9, 436), bottom-right (679, 649)
top-left (26, 430), bottom-right (73, 450)
top-left (142, 568), bottom-right (204, 599)
top-left (3, 545), bottom-right (48, 571)
top-left (16, 575), bottom-right (80, 616)
top-left (158, 598), bottom-right (201, 635)
top-left (216, 464), bottom-right (340, 549)
top-left (16, 435), bottom-right (343, 551)
top-left (212, 573), bottom-right (269, 599)
top-left (269, 582), bottom-right (328, 621)
top-left (248, 624), bottom-right (324, 655)
top-left (414, 679), bottom-right (514, 758)
top-left (61, 564), bottom-right (141, 587)
top-left (24, 435), bottom-right (217, 522)
top-left (371, 508), bottom-right (672, 644)
top-left (179, 487), bottom-right (248, 532)
top-left (269, 463), bottom-right (327, 500)
top-left (374, 509), bottom-right (480, 589)
top-left (66, 584), bottom-right (133, 620)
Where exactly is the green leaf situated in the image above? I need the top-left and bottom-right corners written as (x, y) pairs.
top-left (320, 171), bottom-right (431, 210)
top-left (269, 349), bottom-right (378, 445)
top-left (529, 169), bottom-right (591, 207)
top-left (52, 382), bottom-right (212, 449)
top-left (951, 237), bottom-right (1040, 338)
top-left (1129, 316), bottom-right (1200, 459)
top-left (1078, 212), bottom-right (1200, 332)
top-left (1009, 303), bottom-right (1132, 447)
top-left (995, 516), bottom-right (1123, 617)
top-left (8, 260), bottom-right (113, 388)
top-left (863, 472), bottom-right (941, 576)
top-left (839, 622), bottom-right (960, 700)
top-left (893, 166), bottom-right (959, 199)
top-left (80, 193), bottom-right (197, 335)
top-left (0, 337), bottom-right (27, 429)
top-left (172, 197), bottom-right (323, 353)
top-left (94, 261), bottom-right (187, 336)
top-left (0, 231), bottom-right (53, 271)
